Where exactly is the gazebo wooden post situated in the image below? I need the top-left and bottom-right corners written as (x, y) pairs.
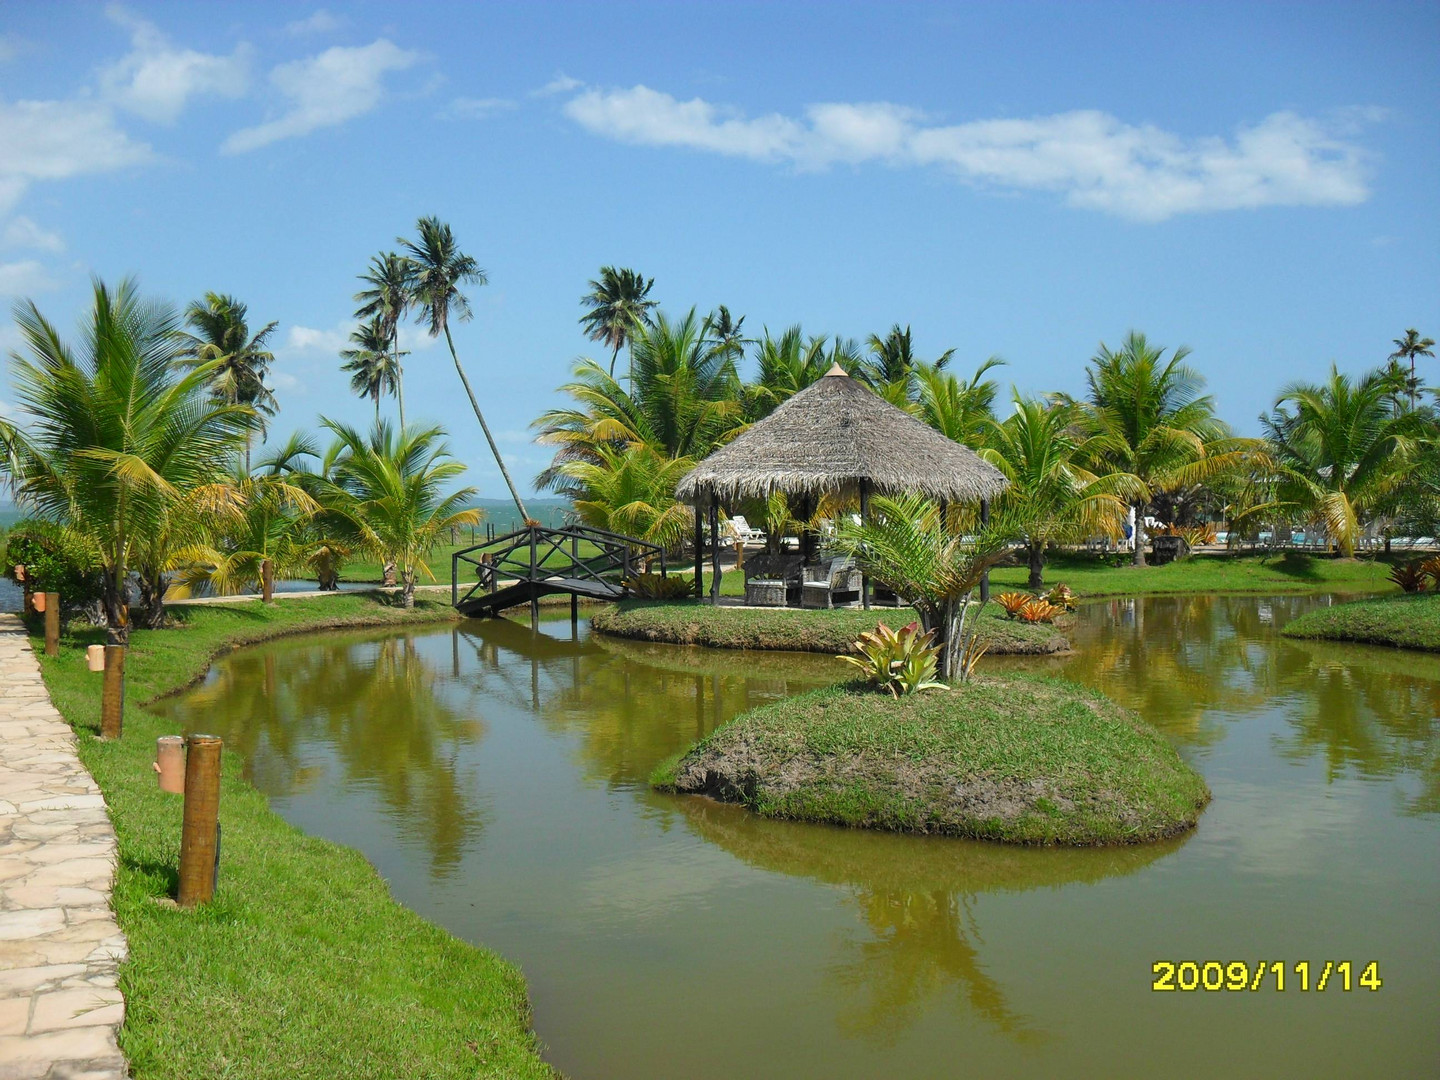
top-left (859, 480), bottom-right (871, 611)
top-left (708, 490), bottom-right (721, 604)
top-left (693, 498), bottom-right (704, 600)
top-left (979, 498), bottom-right (991, 602)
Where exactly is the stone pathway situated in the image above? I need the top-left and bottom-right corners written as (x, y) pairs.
top-left (0, 615), bottom-right (127, 1080)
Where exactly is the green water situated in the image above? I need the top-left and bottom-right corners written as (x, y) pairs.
top-left (156, 596), bottom-right (1439, 1078)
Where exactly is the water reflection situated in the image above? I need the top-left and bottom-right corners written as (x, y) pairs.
top-left (679, 797), bottom-right (1181, 1046)
top-left (160, 629), bottom-right (487, 877)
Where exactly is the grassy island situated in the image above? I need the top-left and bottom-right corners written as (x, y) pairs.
top-left (592, 600), bottom-right (1070, 655)
top-left (653, 677), bottom-right (1210, 845)
top-left (1281, 592), bottom-right (1440, 652)
top-left (32, 593), bottom-right (555, 1080)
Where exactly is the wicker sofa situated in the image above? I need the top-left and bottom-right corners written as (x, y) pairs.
top-left (742, 553), bottom-right (804, 606)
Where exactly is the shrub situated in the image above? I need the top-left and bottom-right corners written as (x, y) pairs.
top-left (1045, 583), bottom-right (1078, 611)
top-left (1420, 556), bottom-right (1440, 591)
top-left (1390, 561), bottom-right (1428, 593)
top-left (837, 621), bottom-right (948, 697)
top-left (996, 592), bottom-right (1031, 619)
top-left (624, 571), bottom-right (695, 600)
top-left (2, 519), bottom-right (106, 614)
top-left (1018, 598), bottom-right (1062, 623)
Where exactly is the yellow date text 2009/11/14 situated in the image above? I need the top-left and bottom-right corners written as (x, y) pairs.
top-left (1152, 961), bottom-right (1382, 992)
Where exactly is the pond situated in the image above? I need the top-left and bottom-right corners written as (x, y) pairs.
top-left (155, 596), bottom-right (1439, 1078)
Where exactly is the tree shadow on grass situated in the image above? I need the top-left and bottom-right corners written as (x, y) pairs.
top-left (1266, 553), bottom-right (1324, 581)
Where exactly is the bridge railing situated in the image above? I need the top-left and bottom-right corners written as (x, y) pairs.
top-left (451, 524), bottom-right (666, 609)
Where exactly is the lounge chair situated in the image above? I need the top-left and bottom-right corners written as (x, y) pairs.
top-left (724, 515), bottom-right (767, 544)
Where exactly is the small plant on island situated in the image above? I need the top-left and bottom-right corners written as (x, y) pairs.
top-left (624, 570), bottom-right (695, 599)
top-left (1045, 583), bottom-right (1078, 610)
top-left (1018, 597), bottom-right (1063, 624)
top-left (837, 621), bottom-right (948, 697)
top-left (1389, 560), bottom-right (1430, 593)
top-left (996, 591), bottom-right (1031, 619)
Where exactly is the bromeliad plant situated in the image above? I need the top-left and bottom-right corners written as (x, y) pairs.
top-left (1018, 598), bottom-right (1063, 624)
top-left (624, 571), bottom-right (694, 599)
top-left (837, 621), bottom-right (948, 697)
top-left (996, 591), bottom-right (1031, 619)
top-left (1045, 583), bottom-right (1078, 611)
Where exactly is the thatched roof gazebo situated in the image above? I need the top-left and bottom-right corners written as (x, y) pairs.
top-left (677, 364), bottom-right (1009, 605)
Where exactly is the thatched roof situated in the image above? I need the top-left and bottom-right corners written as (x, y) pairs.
top-left (677, 365), bottom-right (1009, 504)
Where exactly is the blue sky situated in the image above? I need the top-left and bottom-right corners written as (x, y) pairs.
top-left (2, 1), bottom-right (1437, 499)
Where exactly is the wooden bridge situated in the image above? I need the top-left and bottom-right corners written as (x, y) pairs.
top-left (451, 524), bottom-right (666, 620)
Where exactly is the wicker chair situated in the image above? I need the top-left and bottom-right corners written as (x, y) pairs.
top-left (743, 552), bottom-right (803, 606)
top-left (800, 557), bottom-right (863, 609)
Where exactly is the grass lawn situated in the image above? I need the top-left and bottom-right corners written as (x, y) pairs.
top-left (988, 549), bottom-right (1399, 598)
top-left (31, 593), bottom-right (556, 1080)
top-left (591, 599), bottom-right (1071, 655)
top-left (1280, 591), bottom-right (1440, 651)
top-left (653, 677), bottom-right (1210, 845)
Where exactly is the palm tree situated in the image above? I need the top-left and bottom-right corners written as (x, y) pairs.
top-left (1390, 328), bottom-right (1436, 410)
top-left (534, 308), bottom-right (745, 492)
top-left (981, 395), bottom-right (1143, 588)
top-left (354, 252), bottom-right (414, 430)
top-left (830, 494), bottom-right (1029, 682)
top-left (340, 316), bottom-right (402, 424)
top-left (579, 266), bottom-right (657, 378)
top-left (1264, 365), bottom-right (1432, 556)
top-left (175, 437), bottom-right (321, 601)
top-left (175, 292), bottom-right (278, 471)
top-left (1077, 331), bottom-right (1240, 566)
top-left (861, 324), bottom-right (955, 404)
top-left (319, 419), bottom-right (481, 607)
top-left (914, 356), bottom-right (1006, 450)
top-left (702, 305), bottom-right (750, 362)
top-left (1, 278), bottom-right (255, 641)
top-left (559, 442), bottom-right (695, 553)
top-left (745, 326), bottom-right (859, 420)
top-left (399, 215), bottom-right (529, 522)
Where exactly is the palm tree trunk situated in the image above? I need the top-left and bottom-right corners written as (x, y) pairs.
top-left (402, 569), bottom-right (416, 608)
top-left (394, 330), bottom-right (406, 432)
top-left (442, 323), bottom-right (529, 522)
top-left (1133, 504), bottom-right (1147, 568)
top-left (1027, 540), bottom-right (1045, 590)
top-left (609, 342), bottom-right (620, 378)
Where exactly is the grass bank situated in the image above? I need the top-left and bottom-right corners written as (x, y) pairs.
top-left (989, 549), bottom-right (1398, 597)
top-left (591, 600), bottom-right (1071, 655)
top-left (653, 677), bottom-right (1209, 845)
top-left (1280, 591), bottom-right (1440, 651)
top-left (31, 592), bottom-right (555, 1080)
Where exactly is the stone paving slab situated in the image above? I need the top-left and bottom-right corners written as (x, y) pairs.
top-left (0, 615), bottom-right (127, 1080)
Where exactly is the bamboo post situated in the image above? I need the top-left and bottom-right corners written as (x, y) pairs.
top-left (860, 481), bottom-right (871, 611)
top-left (693, 500), bottom-right (703, 599)
top-left (261, 558), bottom-right (274, 603)
top-left (101, 645), bottom-right (125, 739)
top-left (979, 498), bottom-right (991, 603)
top-left (529, 527), bottom-right (539, 628)
top-left (709, 499), bottom-right (721, 604)
top-left (43, 593), bottom-right (60, 656)
top-left (178, 734), bottom-right (223, 907)
top-left (571, 534), bottom-right (579, 628)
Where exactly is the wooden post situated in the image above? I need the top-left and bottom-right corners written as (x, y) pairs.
top-left (709, 497), bottom-right (721, 604)
top-left (693, 500), bottom-right (704, 599)
top-left (43, 593), bottom-right (60, 657)
top-left (177, 734), bottom-right (223, 907)
top-left (529, 527), bottom-right (539, 628)
top-left (979, 498), bottom-right (991, 603)
top-left (101, 645), bottom-right (125, 740)
top-left (261, 558), bottom-right (274, 603)
top-left (571, 534), bottom-right (579, 628)
top-left (859, 481), bottom-right (871, 611)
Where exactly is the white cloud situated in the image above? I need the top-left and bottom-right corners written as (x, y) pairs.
top-left (285, 323), bottom-right (350, 353)
top-left (0, 98), bottom-right (153, 215)
top-left (0, 260), bottom-right (59, 297)
top-left (100, 5), bottom-right (251, 124)
top-left (2, 216), bottom-right (64, 253)
top-left (442, 96), bottom-right (515, 120)
top-left (563, 85), bottom-right (1375, 221)
top-left (285, 10), bottom-right (345, 36)
top-left (533, 73), bottom-right (582, 97)
top-left (221, 39), bottom-right (422, 154)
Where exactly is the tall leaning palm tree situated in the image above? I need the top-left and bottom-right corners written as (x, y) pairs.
top-left (399, 215), bottom-right (529, 521)
top-left (1390, 328), bottom-right (1436, 410)
top-left (2, 278), bottom-right (255, 641)
top-left (579, 266), bottom-right (657, 379)
top-left (1077, 331), bottom-right (1240, 566)
top-left (175, 292), bottom-right (278, 471)
top-left (354, 251), bottom-right (414, 431)
top-left (340, 316), bottom-right (402, 424)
